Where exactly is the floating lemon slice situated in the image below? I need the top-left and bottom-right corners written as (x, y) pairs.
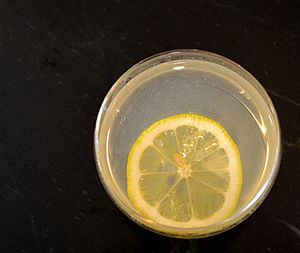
top-left (127, 114), bottom-right (242, 228)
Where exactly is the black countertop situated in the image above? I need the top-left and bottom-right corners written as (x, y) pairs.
top-left (0, 0), bottom-right (299, 252)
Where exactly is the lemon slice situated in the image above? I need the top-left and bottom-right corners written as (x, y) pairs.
top-left (127, 114), bottom-right (242, 228)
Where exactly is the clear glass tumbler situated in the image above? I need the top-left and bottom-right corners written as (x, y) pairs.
top-left (94, 50), bottom-right (281, 238)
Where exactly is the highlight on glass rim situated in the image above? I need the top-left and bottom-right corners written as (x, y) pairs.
top-left (94, 49), bottom-right (281, 238)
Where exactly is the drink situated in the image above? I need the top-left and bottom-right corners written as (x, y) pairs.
top-left (94, 50), bottom-right (281, 237)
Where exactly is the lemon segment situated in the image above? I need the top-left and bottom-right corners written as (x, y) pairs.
top-left (127, 114), bottom-right (242, 228)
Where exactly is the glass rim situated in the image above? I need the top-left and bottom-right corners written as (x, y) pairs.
top-left (94, 49), bottom-right (281, 238)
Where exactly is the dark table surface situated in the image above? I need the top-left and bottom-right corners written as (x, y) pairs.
top-left (1, 0), bottom-right (299, 252)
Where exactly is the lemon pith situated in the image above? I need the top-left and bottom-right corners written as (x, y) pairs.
top-left (127, 114), bottom-right (242, 228)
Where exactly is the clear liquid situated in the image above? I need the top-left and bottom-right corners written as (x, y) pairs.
top-left (107, 64), bottom-right (266, 212)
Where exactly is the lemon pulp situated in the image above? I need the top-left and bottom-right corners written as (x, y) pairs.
top-left (127, 114), bottom-right (242, 228)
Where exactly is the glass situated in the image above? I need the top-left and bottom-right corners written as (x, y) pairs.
top-left (94, 50), bottom-right (281, 238)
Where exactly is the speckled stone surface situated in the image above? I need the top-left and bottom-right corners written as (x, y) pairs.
top-left (0, 0), bottom-right (299, 252)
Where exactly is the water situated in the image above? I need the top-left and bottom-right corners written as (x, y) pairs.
top-left (106, 61), bottom-right (267, 212)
